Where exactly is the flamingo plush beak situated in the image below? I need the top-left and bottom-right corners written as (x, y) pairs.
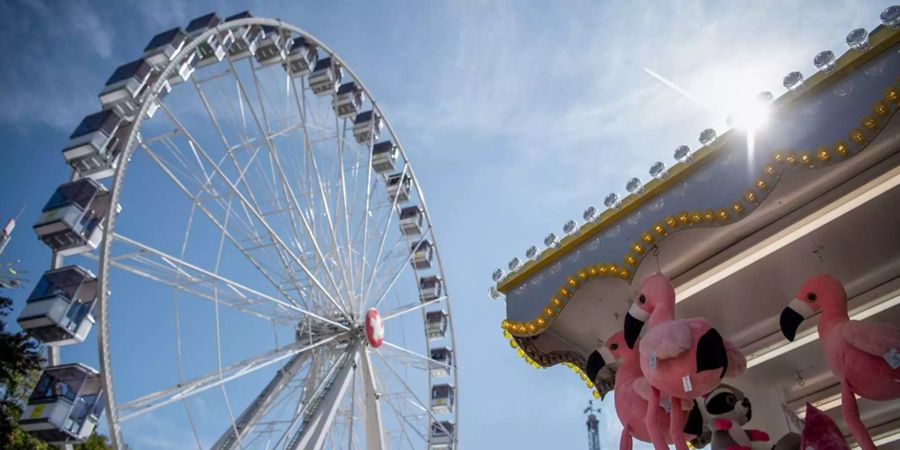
top-left (624, 303), bottom-right (650, 348)
top-left (779, 297), bottom-right (815, 341)
top-left (585, 347), bottom-right (611, 385)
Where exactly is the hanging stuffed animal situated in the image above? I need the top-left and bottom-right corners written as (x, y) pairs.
top-left (780, 274), bottom-right (900, 450)
top-left (800, 403), bottom-right (850, 450)
top-left (700, 384), bottom-right (769, 450)
top-left (598, 331), bottom-right (703, 450)
top-left (623, 273), bottom-right (746, 450)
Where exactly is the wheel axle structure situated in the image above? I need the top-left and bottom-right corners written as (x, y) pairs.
top-left (18, 11), bottom-right (458, 450)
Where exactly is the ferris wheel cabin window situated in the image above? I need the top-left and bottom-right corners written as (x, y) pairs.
top-left (334, 82), bottom-right (364, 118)
top-left (410, 240), bottom-right (434, 270)
top-left (285, 37), bottom-right (317, 76)
top-left (63, 109), bottom-right (124, 180)
top-left (255, 25), bottom-right (292, 67)
top-left (372, 140), bottom-right (399, 173)
top-left (419, 275), bottom-right (443, 301)
top-left (225, 11), bottom-right (261, 60)
top-left (33, 179), bottom-right (109, 256)
top-left (352, 109), bottom-right (383, 143)
top-left (18, 265), bottom-right (97, 345)
top-left (386, 172), bottom-right (411, 203)
top-left (21, 364), bottom-right (103, 444)
top-left (309, 57), bottom-right (343, 95)
top-left (143, 27), bottom-right (188, 70)
top-left (187, 13), bottom-right (233, 68)
top-left (399, 205), bottom-right (423, 236)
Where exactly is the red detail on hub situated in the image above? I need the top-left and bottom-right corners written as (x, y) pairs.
top-left (365, 308), bottom-right (384, 348)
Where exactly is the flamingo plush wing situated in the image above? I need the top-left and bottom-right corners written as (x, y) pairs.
top-left (723, 339), bottom-right (747, 378)
top-left (640, 320), bottom-right (692, 359)
top-left (842, 320), bottom-right (900, 359)
top-left (632, 377), bottom-right (651, 402)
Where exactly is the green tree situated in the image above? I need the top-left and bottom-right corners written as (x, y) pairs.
top-left (0, 295), bottom-right (47, 448)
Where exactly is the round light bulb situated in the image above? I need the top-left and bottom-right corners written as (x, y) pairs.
top-left (626, 177), bottom-right (643, 195)
top-left (674, 145), bottom-right (692, 162)
top-left (649, 161), bottom-right (667, 179)
top-left (783, 71), bottom-right (804, 92)
top-left (814, 50), bottom-right (836, 72)
top-left (882, 5), bottom-right (900, 28)
top-left (699, 128), bottom-right (717, 146)
top-left (604, 193), bottom-right (620, 208)
top-left (846, 28), bottom-right (869, 51)
top-left (544, 232), bottom-right (559, 248)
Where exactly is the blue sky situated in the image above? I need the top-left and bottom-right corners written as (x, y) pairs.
top-left (0, 1), bottom-right (895, 449)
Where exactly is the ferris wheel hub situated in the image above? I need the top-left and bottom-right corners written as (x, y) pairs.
top-left (365, 308), bottom-right (384, 348)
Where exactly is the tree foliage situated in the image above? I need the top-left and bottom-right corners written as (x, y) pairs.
top-left (0, 296), bottom-right (115, 449)
top-left (0, 295), bottom-right (45, 448)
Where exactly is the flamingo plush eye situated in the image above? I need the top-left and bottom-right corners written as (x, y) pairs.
top-left (610, 343), bottom-right (619, 351)
top-left (638, 294), bottom-right (646, 304)
top-left (806, 293), bottom-right (817, 302)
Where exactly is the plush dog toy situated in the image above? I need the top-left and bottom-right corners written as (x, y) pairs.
top-left (701, 384), bottom-right (769, 450)
top-left (624, 273), bottom-right (746, 450)
top-left (780, 274), bottom-right (900, 450)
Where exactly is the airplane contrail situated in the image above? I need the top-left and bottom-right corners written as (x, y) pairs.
top-left (640, 66), bottom-right (718, 114)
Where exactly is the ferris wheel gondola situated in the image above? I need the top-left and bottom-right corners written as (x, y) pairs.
top-left (19, 11), bottom-right (458, 449)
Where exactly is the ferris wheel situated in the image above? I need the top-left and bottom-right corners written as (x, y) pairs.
top-left (19, 12), bottom-right (458, 450)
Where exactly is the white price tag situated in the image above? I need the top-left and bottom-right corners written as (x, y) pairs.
top-left (885, 348), bottom-right (900, 369)
top-left (682, 375), bottom-right (693, 393)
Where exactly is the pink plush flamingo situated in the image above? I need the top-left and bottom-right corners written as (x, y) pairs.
top-left (801, 403), bottom-right (850, 450)
top-left (780, 274), bottom-right (900, 450)
top-left (603, 331), bottom-right (702, 450)
top-left (623, 273), bottom-right (746, 450)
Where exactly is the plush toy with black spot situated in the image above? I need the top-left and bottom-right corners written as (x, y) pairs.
top-left (701, 384), bottom-right (769, 450)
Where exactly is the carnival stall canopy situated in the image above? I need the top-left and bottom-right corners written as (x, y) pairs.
top-left (492, 8), bottom-right (900, 450)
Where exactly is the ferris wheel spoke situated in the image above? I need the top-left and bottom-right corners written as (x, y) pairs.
top-left (282, 344), bottom-right (358, 450)
top-left (158, 101), bottom-right (352, 320)
top-left (380, 341), bottom-right (450, 373)
top-left (139, 135), bottom-right (318, 312)
top-left (106, 233), bottom-right (349, 329)
top-left (381, 297), bottom-right (445, 323)
top-left (379, 387), bottom-right (423, 448)
top-left (191, 77), bottom-right (321, 312)
top-left (360, 162), bottom-right (410, 312)
top-left (227, 62), bottom-right (358, 316)
top-left (242, 59), bottom-right (354, 314)
top-left (211, 351), bottom-right (312, 449)
top-left (117, 333), bottom-right (345, 422)
top-left (370, 227), bottom-right (435, 312)
top-left (371, 348), bottom-right (454, 439)
top-left (289, 75), bottom-right (359, 313)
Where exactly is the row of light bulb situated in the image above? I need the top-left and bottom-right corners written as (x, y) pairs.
top-left (784, 10), bottom-right (900, 92)
top-left (488, 5), bottom-right (900, 301)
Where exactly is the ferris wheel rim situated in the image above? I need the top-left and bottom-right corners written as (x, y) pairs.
top-left (92, 16), bottom-right (459, 449)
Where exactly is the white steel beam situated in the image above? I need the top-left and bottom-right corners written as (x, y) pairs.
top-left (118, 333), bottom-right (344, 421)
top-left (359, 346), bottom-right (385, 450)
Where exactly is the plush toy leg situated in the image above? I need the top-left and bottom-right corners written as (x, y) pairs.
top-left (668, 398), bottom-right (689, 450)
top-left (841, 380), bottom-right (875, 450)
top-left (645, 387), bottom-right (669, 450)
top-left (620, 425), bottom-right (632, 450)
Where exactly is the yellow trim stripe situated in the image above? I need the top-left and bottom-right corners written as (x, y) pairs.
top-left (498, 26), bottom-right (900, 294)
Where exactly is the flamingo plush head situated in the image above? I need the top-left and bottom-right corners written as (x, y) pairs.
top-left (604, 330), bottom-right (635, 363)
top-left (624, 273), bottom-right (676, 348)
top-left (780, 274), bottom-right (847, 341)
top-left (584, 332), bottom-right (624, 385)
